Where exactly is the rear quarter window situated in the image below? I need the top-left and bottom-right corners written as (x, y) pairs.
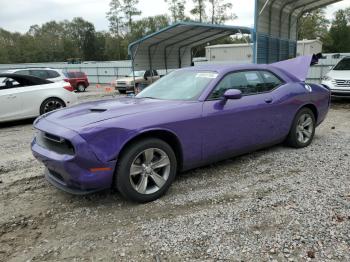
top-left (64, 72), bottom-right (76, 78)
top-left (259, 71), bottom-right (283, 92)
top-left (75, 72), bottom-right (85, 78)
top-left (47, 70), bottom-right (60, 78)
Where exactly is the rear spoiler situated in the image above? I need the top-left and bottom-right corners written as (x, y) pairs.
top-left (270, 54), bottom-right (321, 82)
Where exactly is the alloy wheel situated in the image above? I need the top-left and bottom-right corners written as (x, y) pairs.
top-left (43, 99), bottom-right (64, 113)
top-left (129, 148), bottom-right (171, 195)
top-left (296, 113), bottom-right (314, 144)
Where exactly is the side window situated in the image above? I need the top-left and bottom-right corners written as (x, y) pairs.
top-left (152, 70), bottom-right (158, 76)
top-left (16, 70), bottom-right (30, 76)
top-left (209, 71), bottom-right (264, 99)
top-left (30, 70), bottom-right (49, 79)
top-left (260, 71), bottom-right (283, 92)
top-left (47, 70), bottom-right (60, 78)
top-left (144, 70), bottom-right (151, 78)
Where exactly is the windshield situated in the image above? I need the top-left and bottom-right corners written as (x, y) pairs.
top-left (136, 70), bottom-right (218, 100)
top-left (128, 71), bottom-right (145, 77)
top-left (333, 58), bottom-right (350, 70)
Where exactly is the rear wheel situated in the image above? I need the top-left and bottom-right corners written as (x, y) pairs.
top-left (40, 98), bottom-right (65, 115)
top-left (77, 84), bottom-right (86, 92)
top-left (286, 108), bottom-right (315, 148)
top-left (115, 138), bottom-right (177, 203)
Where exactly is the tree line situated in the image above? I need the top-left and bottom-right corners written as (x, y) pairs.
top-left (298, 7), bottom-right (350, 53)
top-left (0, 0), bottom-right (349, 64)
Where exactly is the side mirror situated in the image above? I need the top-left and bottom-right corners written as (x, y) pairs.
top-left (223, 89), bottom-right (242, 100)
top-left (328, 66), bottom-right (333, 70)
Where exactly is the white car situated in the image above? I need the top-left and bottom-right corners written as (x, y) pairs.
top-left (0, 73), bottom-right (77, 123)
top-left (322, 57), bottom-right (350, 97)
top-left (5, 68), bottom-right (65, 82)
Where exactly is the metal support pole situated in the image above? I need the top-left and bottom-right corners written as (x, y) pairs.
top-left (132, 44), bottom-right (140, 94)
top-left (253, 0), bottom-right (258, 63)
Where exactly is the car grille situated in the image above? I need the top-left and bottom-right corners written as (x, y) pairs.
top-left (117, 81), bottom-right (127, 86)
top-left (36, 131), bottom-right (75, 155)
top-left (332, 79), bottom-right (350, 88)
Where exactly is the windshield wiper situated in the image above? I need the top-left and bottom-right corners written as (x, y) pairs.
top-left (138, 96), bottom-right (156, 99)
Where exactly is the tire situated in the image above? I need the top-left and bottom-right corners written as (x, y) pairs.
top-left (40, 98), bottom-right (66, 115)
top-left (115, 138), bottom-right (177, 203)
top-left (77, 84), bottom-right (86, 92)
top-left (286, 107), bottom-right (316, 148)
top-left (118, 90), bottom-right (126, 94)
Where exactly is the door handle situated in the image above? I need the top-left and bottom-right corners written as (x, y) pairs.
top-left (7, 95), bottom-right (16, 99)
top-left (264, 97), bottom-right (273, 104)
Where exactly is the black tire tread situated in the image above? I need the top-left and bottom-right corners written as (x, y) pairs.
top-left (39, 97), bottom-right (65, 115)
top-left (286, 107), bottom-right (315, 148)
top-left (114, 138), bottom-right (177, 203)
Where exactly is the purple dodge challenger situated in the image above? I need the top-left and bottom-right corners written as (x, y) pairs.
top-left (31, 56), bottom-right (330, 202)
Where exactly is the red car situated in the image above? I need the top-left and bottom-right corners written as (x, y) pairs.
top-left (64, 71), bottom-right (89, 92)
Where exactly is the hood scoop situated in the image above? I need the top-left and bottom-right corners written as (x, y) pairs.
top-left (90, 108), bottom-right (107, 113)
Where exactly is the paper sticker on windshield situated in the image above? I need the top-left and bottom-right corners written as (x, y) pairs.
top-left (195, 72), bottom-right (218, 79)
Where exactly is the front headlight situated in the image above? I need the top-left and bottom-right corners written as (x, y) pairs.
top-left (323, 75), bottom-right (332, 81)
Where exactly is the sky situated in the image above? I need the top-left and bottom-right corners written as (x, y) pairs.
top-left (0, 0), bottom-right (349, 33)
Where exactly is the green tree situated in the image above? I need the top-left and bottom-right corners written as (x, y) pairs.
top-left (326, 9), bottom-right (350, 52)
top-left (66, 18), bottom-right (98, 60)
top-left (106, 0), bottom-right (125, 37)
top-left (122, 0), bottom-right (142, 33)
top-left (165, 0), bottom-right (186, 22)
top-left (298, 8), bottom-right (329, 40)
top-left (208, 0), bottom-right (236, 24)
top-left (191, 0), bottom-right (206, 22)
top-left (132, 15), bottom-right (170, 41)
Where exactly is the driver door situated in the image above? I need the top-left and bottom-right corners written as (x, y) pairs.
top-left (0, 78), bottom-right (22, 122)
top-left (201, 70), bottom-right (283, 162)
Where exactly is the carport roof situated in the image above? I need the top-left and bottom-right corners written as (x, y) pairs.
top-left (128, 22), bottom-right (252, 71)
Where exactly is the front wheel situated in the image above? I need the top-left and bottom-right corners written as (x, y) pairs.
top-left (115, 138), bottom-right (177, 203)
top-left (40, 98), bottom-right (66, 115)
top-left (286, 108), bottom-right (316, 148)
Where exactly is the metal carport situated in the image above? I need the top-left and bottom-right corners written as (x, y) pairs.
top-left (128, 22), bottom-right (252, 72)
top-left (254, 0), bottom-right (343, 63)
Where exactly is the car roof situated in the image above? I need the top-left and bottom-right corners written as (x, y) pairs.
top-left (0, 73), bottom-right (53, 85)
top-left (182, 63), bottom-right (272, 74)
top-left (6, 68), bottom-right (61, 72)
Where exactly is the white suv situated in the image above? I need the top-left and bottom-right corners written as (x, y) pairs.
top-left (322, 57), bottom-right (350, 97)
top-left (5, 68), bottom-right (65, 82)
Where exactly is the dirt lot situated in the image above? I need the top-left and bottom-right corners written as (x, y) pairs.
top-left (0, 94), bottom-right (349, 261)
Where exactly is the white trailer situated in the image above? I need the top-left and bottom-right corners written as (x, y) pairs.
top-left (204, 39), bottom-right (323, 64)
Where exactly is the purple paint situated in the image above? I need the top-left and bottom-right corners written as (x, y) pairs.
top-left (31, 57), bottom-right (330, 194)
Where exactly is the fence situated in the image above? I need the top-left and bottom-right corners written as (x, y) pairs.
top-left (0, 61), bottom-right (133, 85)
top-left (0, 53), bottom-right (348, 84)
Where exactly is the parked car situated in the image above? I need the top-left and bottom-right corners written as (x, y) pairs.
top-left (322, 56), bottom-right (350, 97)
top-left (31, 56), bottom-right (330, 203)
top-left (0, 74), bottom-right (77, 123)
top-left (64, 71), bottom-right (89, 92)
top-left (5, 68), bottom-right (65, 82)
top-left (114, 70), bottom-right (160, 94)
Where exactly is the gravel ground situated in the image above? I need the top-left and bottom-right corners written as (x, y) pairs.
top-left (0, 94), bottom-right (349, 261)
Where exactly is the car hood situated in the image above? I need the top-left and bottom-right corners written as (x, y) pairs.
top-left (42, 97), bottom-right (189, 131)
top-left (116, 76), bottom-right (141, 82)
top-left (327, 70), bottom-right (350, 80)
